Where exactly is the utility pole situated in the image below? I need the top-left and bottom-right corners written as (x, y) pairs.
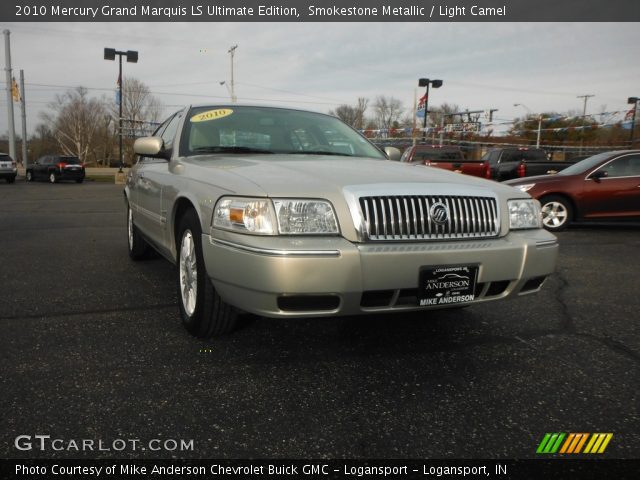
top-left (3, 30), bottom-right (17, 162)
top-left (577, 94), bottom-right (594, 151)
top-left (19, 69), bottom-right (27, 170)
top-left (628, 97), bottom-right (638, 147)
top-left (228, 45), bottom-right (237, 103)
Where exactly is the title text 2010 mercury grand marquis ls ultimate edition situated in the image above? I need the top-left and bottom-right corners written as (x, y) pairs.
top-left (125, 105), bottom-right (558, 337)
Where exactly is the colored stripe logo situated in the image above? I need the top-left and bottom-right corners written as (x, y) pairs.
top-left (537, 433), bottom-right (613, 454)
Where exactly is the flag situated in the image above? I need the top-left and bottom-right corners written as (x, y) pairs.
top-left (417, 93), bottom-right (427, 110)
top-left (11, 77), bottom-right (20, 102)
top-left (115, 72), bottom-right (121, 104)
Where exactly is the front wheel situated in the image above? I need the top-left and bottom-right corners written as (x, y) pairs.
top-left (26, 171), bottom-right (33, 182)
top-left (49, 172), bottom-right (57, 184)
top-left (176, 209), bottom-right (239, 337)
top-left (540, 195), bottom-right (573, 231)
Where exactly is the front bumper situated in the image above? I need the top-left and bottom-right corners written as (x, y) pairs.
top-left (203, 229), bottom-right (558, 317)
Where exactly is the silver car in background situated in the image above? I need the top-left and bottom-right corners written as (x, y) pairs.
top-left (126, 105), bottom-right (558, 337)
top-left (0, 153), bottom-right (17, 183)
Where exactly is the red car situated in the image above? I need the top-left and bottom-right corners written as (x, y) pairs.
top-left (505, 150), bottom-right (640, 231)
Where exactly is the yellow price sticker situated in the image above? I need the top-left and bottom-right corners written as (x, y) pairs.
top-left (190, 108), bottom-right (233, 123)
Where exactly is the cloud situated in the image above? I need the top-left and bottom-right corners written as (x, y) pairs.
top-left (1, 22), bottom-right (638, 136)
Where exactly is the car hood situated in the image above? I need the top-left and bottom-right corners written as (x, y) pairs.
top-left (185, 154), bottom-right (518, 198)
top-left (505, 173), bottom-right (573, 186)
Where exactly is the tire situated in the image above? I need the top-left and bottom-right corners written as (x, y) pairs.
top-left (540, 195), bottom-right (573, 231)
top-left (49, 172), bottom-right (57, 184)
top-left (26, 171), bottom-right (33, 182)
top-left (6, 176), bottom-right (15, 184)
top-left (176, 209), bottom-right (239, 337)
top-left (127, 203), bottom-right (150, 260)
top-left (76, 178), bottom-right (84, 184)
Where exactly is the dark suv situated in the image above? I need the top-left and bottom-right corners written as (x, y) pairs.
top-left (26, 155), bottom-right (85, 184)
top-left (0, 153), bottom-right (17, 183)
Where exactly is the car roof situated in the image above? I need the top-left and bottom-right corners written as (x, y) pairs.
top-left (186, 103), bottom-right (325, 116)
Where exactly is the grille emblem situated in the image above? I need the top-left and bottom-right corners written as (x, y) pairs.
top-left (429, 202), bottom-right (449, 225)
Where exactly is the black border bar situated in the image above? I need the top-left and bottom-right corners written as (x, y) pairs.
top-left (3, 459), bottom-right (640, 479)
top-left (3, 0), bottom-right (640, 22)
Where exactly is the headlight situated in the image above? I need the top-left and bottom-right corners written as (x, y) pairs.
top-left (508, 199), bottom-right (541, 230)
top-left (515, 183), bottom-right (535, 193)
top-left (213, 197), bottom-right (277, 235)
top-left (273, 199), bottom-right (339, 234)
top-left (213, 197), bottom-right (339, 235)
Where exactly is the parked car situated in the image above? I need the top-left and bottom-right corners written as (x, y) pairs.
top-left (26, 155), bottom-right (85, 183)
top-left (0, 153), bottom-right (17, 183)
top-left (126, 104), bottom-right (558, 337)
top-left (506, 150), bottom-right (640, 231)
top-left (399, 145), bottom-right (491, 178)
top-left (482, 147), bottom-right (574, 181)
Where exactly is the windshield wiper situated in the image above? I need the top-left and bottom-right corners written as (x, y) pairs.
top-left (293, 150), bottom-right (353, 157)
top-left (191, 146), bottom-right (274, 154)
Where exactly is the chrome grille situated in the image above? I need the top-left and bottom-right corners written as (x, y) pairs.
top-left (359, 195), bottom-right (499, 241)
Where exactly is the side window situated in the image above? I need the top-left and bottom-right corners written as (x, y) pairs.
top-left (601, 155), bottom-right (640, 178)
top-left (626, 156), bottom-right (640, 176)
top-left (501, 151), bottom-right (519, 163)
top-left (160, 113), bottom-right (183, 149)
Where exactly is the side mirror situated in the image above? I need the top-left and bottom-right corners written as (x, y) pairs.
top-left (384, 146), bottom-right (402, 161)
top-left (133, 136), bottom-right (169, 160)
top-left (590, 169), bottom-right (608, 182)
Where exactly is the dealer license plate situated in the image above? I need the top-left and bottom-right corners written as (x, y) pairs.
top-left (418, 265), bottom-right (478, 307)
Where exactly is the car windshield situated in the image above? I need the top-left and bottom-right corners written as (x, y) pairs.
top-left (558, 152), bottom-right (615, 176)
top-left (180, 106), bottom-right (386, 159)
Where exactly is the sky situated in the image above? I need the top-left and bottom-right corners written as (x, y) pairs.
top-left (1, 22), bottom-right (639, 137)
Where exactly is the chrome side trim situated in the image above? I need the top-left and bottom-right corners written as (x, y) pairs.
top-left (210, 238), bottom-right (341, 257)
top-left (535, 239), bottom-right (558, 247)
top-left (136, 204), bottom-right (166, 225)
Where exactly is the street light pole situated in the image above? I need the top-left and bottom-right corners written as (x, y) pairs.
top-left (628, 97), bottom-right (638, 147)
top-left (577, 94), bottom-right (594, 152)
top-left (418, 78), bottom-right (443, 142)
top-left (104, 47), bottom-right (138, 172)
top-left (514, 103), bottom-right (542, 148)
top-left (228, 45), bottom-right (237, 103)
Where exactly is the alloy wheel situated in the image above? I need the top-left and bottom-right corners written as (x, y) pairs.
top-left (541, 201), bottom-right (568, 229)
top-left (179, 230), bottom-right (198, 317)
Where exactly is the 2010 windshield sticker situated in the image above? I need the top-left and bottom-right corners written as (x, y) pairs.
top-left (190, 109), bottom-right (233, 122)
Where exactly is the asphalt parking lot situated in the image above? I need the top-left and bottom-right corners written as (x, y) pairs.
top-left (1, 180), bottom-right (639, 460)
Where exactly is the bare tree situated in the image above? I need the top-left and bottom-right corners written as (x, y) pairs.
top-left (41, 87), bottom-right (107, 164)
top-left (329, 97), bottom-right (369, 130)
top-left (109, 76), bottom-right (164, 165)
top-left (355, 97), bottom-right (368, 130)
top-left (329, 105), bottom-right (360, 127)
top-left (430, 102), bottom-right (462, 127)
top-left (372, 95), bottom-right (403, 130)
top-left (28, 123), bottom-right (58, 161)
top-left (117, 76), bottom-right (163, 134)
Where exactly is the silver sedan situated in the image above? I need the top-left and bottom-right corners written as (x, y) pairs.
top-left (126, 105), bottom-right (558, 337)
